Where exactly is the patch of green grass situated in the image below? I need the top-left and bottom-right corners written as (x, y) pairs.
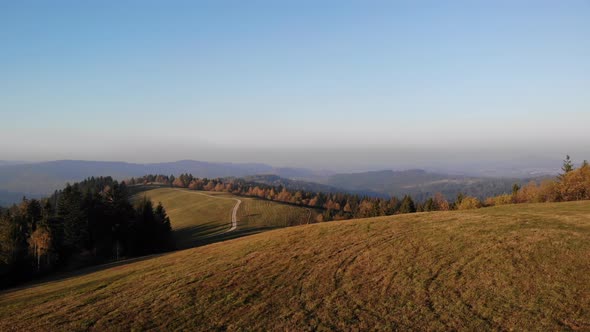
top-left (1, 201), bottom-right (589, 331)
top-left (137, 188), bottom-right (237, 248)
top-left (237, 197), bottom-right (317, 229)
top-left (137, 187), bottom-right (318, 249)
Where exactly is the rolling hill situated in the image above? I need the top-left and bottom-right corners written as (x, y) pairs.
top-left (1, 201), bottom-right (588, 331)
top-left (136, 187), bottom-right (319, 249)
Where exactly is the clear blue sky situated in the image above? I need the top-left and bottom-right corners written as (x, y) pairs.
top-left (1, 1), bottom-right (588, 169)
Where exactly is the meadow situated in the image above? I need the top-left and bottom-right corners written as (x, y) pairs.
top-left (137, 187), bottom-right (318, 248)
top-left (0, 201), bottom-right (588, 331)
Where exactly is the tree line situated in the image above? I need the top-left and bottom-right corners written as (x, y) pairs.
top-left (485, 156), bottom-right (590, 206)
top-left (127, 174), bottom-right (459, 222)
top-left (129, 155), bottom-right (590, 221)
top-left (0, 177), bottom-right (174, 288)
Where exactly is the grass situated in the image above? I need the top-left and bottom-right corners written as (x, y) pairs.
top-left (1, 201), bottom-right (589, 331)
top-left (136, 187), bottom-right (318, 248)
top-left (237, 196), bottom-right (316, 229)
top-left (137, 187), bottom-right (237, 249)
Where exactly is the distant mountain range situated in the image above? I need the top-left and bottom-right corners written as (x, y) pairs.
top-left (241, 174), bottom-right (387, 198)
top-left (321, 169), bottom-right (548, 201)
top-left (0, 160), bottom-right (551, 205)
top-left (0, 160), bottom-right (31, 166)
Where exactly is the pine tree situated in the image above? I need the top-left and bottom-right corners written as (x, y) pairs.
top-left (58, 185), bottom-right (88, 251)
top-left (399, 195), bottom-right (416, 214)
top-left (154, 202), bottom-right (171, 233)
top-left (561, 155), bottom-right (574, 176)
top-left (423, 198), bottom-right (435, 212)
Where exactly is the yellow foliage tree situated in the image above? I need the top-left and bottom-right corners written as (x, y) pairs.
top-left (29, 226), bottom-right (52, 272)
top-left (457, 196), bottom-right (481, 210)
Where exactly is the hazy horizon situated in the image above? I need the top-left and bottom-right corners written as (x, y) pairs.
top-left (0, 146), bottom-right (578, 176)
top-left (1, 1), bottom-right (589, 170)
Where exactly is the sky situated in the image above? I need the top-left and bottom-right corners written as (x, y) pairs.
top-left (1, 1), bottom-right (589, 171)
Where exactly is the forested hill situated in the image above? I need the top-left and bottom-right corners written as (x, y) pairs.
top-left (0, 177), bottom-right (174, 288)
top-left (322, 169), bottom-right (546, 201)
top-left (241, 174), bottom-right (387, 198)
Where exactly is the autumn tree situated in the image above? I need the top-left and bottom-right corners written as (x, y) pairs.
top-left (28, 225), bottom-right (52, 272)
top-left (433, 193), bottom-right (449, 211)
top-left (457, 196), bottom-right (482, 210)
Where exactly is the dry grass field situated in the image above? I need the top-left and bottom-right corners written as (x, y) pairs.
top-left (137, 187), bottom-right (318, 248)
top-left (1, 201), bottom-right (589, 331)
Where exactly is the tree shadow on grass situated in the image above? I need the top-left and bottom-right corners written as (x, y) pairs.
top-left (1, 220), bottom-right (280, 295)
top-left (173, 221), bottom-right (279, 249)
top-left (0, 253), bottom-right (167, 296)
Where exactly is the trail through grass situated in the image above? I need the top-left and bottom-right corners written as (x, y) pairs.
top-left (138, 187), bottom-right (317, 248)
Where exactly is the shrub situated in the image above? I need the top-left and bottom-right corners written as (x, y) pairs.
top-left (457, 196), bottom-right (482, 210)
top-left (485, 194), bottom-right (512, 206)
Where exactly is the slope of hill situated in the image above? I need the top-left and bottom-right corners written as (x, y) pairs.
top-left (137, 187), bottom-right (319, 249)
top-left (323, 169), bottom-right (543, 201)
top-left (1, 201), bottom-right (588, 331)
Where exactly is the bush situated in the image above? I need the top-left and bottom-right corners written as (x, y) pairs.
top-left (457, 196), bottom-right (482, 210)
top-left (485, 194), bottom-right (512, 206)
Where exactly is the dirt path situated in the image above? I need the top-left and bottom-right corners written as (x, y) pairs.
top-left (174, 189), bottom-right (241, 232)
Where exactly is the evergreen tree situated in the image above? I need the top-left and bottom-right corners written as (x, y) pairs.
top-left (323, 209), bottom-right (333, 222)
top-left (423, 198), bottom-right (435, 212)
top-left (454, 193), bottom-right (465, 209)
top-left (58, 185), bottom-right (88, 251)
top-left (154, 202), bottom-right (171, 233)
top-left (24, 199), bottom-right (42, 233)
top-left (154, 202), bottom-right (173, 250)
top-left (561, 155), bottom-right (574, 176)
top-left (399, 195), bottom-right (416, 214)
top-left (130, 197), bottom-right (159, 255)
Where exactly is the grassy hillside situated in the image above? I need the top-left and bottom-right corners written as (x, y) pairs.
top-left (138, 187), bottom-right (318, 248)
top-left (1, 201), bottom-right (589, 331)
